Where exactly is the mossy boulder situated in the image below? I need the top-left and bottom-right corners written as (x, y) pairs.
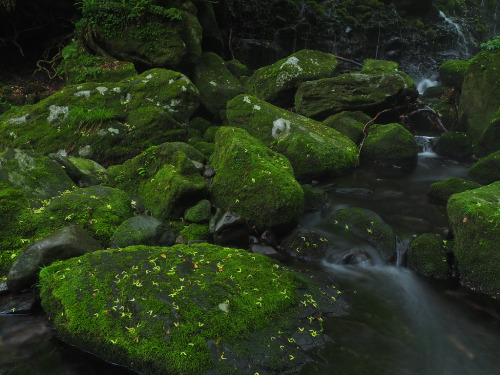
top-left (209, 127), bottom-right (304, 232)
top-left (110, 215), bottom-right (176, 248)
top-left (459, 50), bottom-right (500, 147)
top-left (193, 52), bottom-right (244, 118)
top-left (39, 243), bottom-right (345, 374)
top-left (0, 69), bottom-right (200, 166)
top-left (226, 59), bottom-right (248, 79)
top-left (476, 108), bottom-right (500, 156)
top-left (435, 131), bottom-right (473, 160)
top-left (322, 111), bottom-right (371, 144)
top-left (178, 223), bottom-right (211, 242)
top-left (108, 142), bottom-right (208, 222)
top-left (294, 62), bottom-right (418, 119)
top-left (0, 148), bottom-right (74, 204)
top-left (360, 123), bottom-right (418, 168)
top-left (16, 185), bottom-right (134, 248)
top-left (467, 150), bottom-right (500, 185)
top-left (428, 177), bottom-right (482, 204)
top-left (438, 60), bottom-right (470, 89)
top-left (66, 156), bottom-right (108, 187)
top-left (226, 94), bottom-right (359, 181)
top-left (329, 207), bottom-right (397, 263)
top-left (407, 233), bottom-right (450, 280)
top-left (447, 182), bottom-right (500, 296)
top-left (245, 49), bottom-right (338, 107)
top-left (76, 1), bottom-right (202, 70)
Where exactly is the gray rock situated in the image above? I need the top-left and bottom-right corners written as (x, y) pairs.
top-left (0, 292), bottom-right (38, 314)
top-left (110, 215), bottom-right (175, 249)
top-left (7, 225), bottom-right (102, 292)
top-left (209, 209), bottom-right (249, 248)
top-left (249, 243), bottom-right (287, 262)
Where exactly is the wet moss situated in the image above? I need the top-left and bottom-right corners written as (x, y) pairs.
top-left (435, 131), bottom-right (473, 160)
top-left (467, 150), bottom-right (500, 185)
top-left (428, 177), bottom-right (481, 204)
top-left (438, 59), bottom-right (470, 89)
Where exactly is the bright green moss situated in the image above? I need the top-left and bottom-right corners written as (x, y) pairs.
top-left (179, 223), bottom-right (211, 242)
top-left (38, 243), bottom-right (332, 374)
top-left (467, 150), bottom-right (500, 185)
top-left (428, 177), bottom-right (481, 204)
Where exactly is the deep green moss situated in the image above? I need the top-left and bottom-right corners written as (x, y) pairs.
top-left (38, 243), bottom-right (339, 374)
top-left (435, 131), bottom-right (473, 160)
top-left (438, 60), bottom-right (470, 88)
top-left (361, 123), bottom-right (418, 168)
top-left (407, 233), bottom-right (450, 279)
top-left (428, 177), bottom-right (482, 204)
top-left (322, 111), bottom-right (371, 144)
top-left (179, 223), bottom-right (211, 242)
top-left (467, 150), bottom-right (500, 185)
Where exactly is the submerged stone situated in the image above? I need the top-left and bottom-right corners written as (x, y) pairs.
top-left (39, 244), bottom-right (346, 374)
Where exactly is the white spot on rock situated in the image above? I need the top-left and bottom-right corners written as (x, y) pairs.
top-left (78, 145), bottom-right (92, 158)
top-left (9, 115), bottom-right (27, 124)
top-left (113, 87), bottom-right (121, 93)
top-left (243, 96), bottom-right (252, 104)
top-left (272, 118), bottom-right (291, 140)
top-left (209, 81), bottom-right (217, 86)
top-left (96, 87), bottom-right (108, 95)
top-left (47, 105), bottom-right (69, 123)
top-left (74, 91), bottom-right (91, 98)
top-left (108, 127), bottom-right (119, 134)
top-left (253, 105), bottom-right (261, 111)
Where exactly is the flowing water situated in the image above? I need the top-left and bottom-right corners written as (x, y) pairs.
top-left (1, 148), bottom-right (500, 375)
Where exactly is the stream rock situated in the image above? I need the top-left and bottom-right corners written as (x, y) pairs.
top-left (328, 207), bottom-right (397, 263)
top-left (467, 150), bottom-right (500, 185)
top-left (280, 228), bottom-right (331, 261)
top-left (435, 131), bottom-right (473, 160)
top-left (38, 244), bottom-right (347, 375)
top-left (7, 225), bottom-right (103, 292)
top-left (459, 49), bottom-right (500, 155)
top-left (428, 177), bottom-right (481, 205)
top-left (407, 233), bottom-right (451, 280)
top-left (447, 181), bottom-right (500, 296)
top-left (226, 94), bottom-right (359, 182)
top-left (360, 123), bottom-right (419, 169)
top-left (209, 127), bottom-right (304, 232)
top-left (110, 216), bottom-right (176, 249)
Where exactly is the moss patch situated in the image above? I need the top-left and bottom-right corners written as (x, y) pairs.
top-left (407, 233), bottom-right (450, 279)
top-left (467, 150), bottom-right (500, 185)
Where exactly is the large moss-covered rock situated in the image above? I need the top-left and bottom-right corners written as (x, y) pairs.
top-left (428, 177), bottom-right (482, 205)
top-left (39, 244), bottom-right (345, 374)
top-left (360, 123), bottom-right (418, 168)
top-left (459, 50), bottom-right (500, 148)
top-left (108, 142), bottom-right (208, 222)
top-left (209, 127), bottom-right (304, 232)
top-left (245, 49), bottom-right (338, 107)
top-left (226, 94), bottom-right (359, 181)
top-left (467, 150), bottom-right (500, 185)
top-left (76, 1), bottom-right (202, 70)
top-left (0, 69), bottom-right (200, 166)
top-left (435, 131), bottom-right (473, 160)
top-left (407, 233), bottom-right (450, 280)
top-left (294, 61), bottom-right (417, 119)
top-left (0, 148), bottom-right (74, 204)
top-left (328, 207), bottom-right (397, 263)
top-left (447, 182), bottom-right (500, 296)
top-left (438, 60), bottom-right (470, 89)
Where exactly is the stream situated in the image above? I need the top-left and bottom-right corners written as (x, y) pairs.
top-left (1, 140), bottom-right (500, 375)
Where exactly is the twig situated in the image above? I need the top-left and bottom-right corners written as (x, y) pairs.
top-left (358, 108), bottom-right (393, 157)
top-left (331, 54), bottom-right (363, 68)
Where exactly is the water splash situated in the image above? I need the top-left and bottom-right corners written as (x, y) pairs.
top-left (439, 11), bottom-right (471, 58)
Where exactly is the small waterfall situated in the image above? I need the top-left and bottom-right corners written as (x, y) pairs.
top-left (417, 75), bottom-right (439, 94)
top-left (415, 135), bottom-right (439, 157)
top-left (439, 11), bottom-right (471, 58)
